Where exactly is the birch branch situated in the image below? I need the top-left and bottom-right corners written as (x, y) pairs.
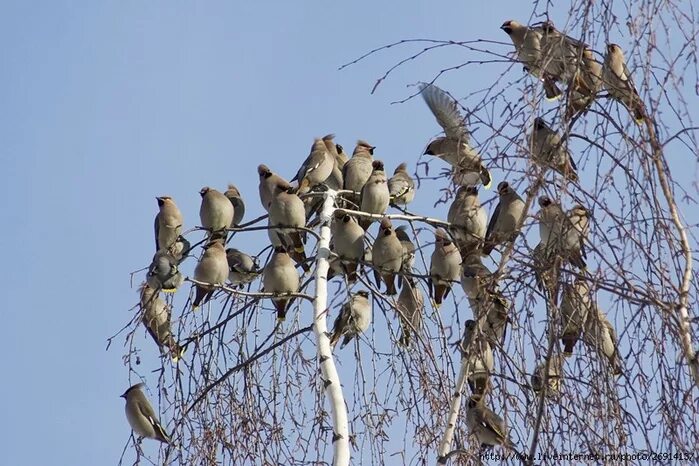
top-left (436, 359), bottom-right (469, 464)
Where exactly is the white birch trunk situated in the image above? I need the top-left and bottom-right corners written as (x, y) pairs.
top-left (436, 359), bottom-right (469, 463)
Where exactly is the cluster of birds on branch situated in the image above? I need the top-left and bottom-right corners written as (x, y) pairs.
top-left (123, 18), bottom-right (643, 454)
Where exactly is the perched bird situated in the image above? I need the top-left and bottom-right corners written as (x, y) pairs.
top-left (192, 241), bottom-right (229, 308)
top-left (466, 397), bottom-right (513, 450)
top-left (563, 204), bottom-right (589, 270)
top-left (538, 20), bottom-right (585, 84)
top-left (460, 319), bottom-right (494, 398)
top-left (388, 162), bottom-right (415, 206)
top-left (154, 196), bottom-right (184, 253)
top-left (224, 184), bottom-right (246, 227)
top-left (323, 135), bottom-right (346, 191)
top-left (429, 228), bottom-right (462, 307)
top-left (268, 180), bottom-right (309, 270)
top-left (330, 212), bottom-right (365, 283)
top-left (473, 290), bottom-right (511, 346)
top-left (447, 186), bottom-right (488, 257)
top-left (461, 253), bottom-right (492, 302)
top-left (537, 196), bottom-right (566, 249)
top-left (199, 187), bottom-right (234, 242)
top-left (226, 248), bottom-right (261, 287)
top-left (419, 82), bottom-right (491, 188)
top-left (532, 242), bottom-right (562, 303)
top-left (359, 160), bottom-right (390, 230)
top-left (602, 43), bottom-right (646, 123)
top-left (147, 249), bottom-right (184, 293)
top-left (139, 283), bottom-right (182, 361)
top-left (342, 140), bottom-right (375, 207)
top-left (530, 118), bottom-right (578, 181)
top-left (121, 383), bottom-right (171, 444)
top-left (395, 276), bottom-right (424, 346)
top-left (334, 141), bottom-right (350, 166)
top-left (482, 181), bottom-right (525, 255)
top-left (371, 218), bottom-right (404, 295)
top-left (258, 164), bottom-right (288, 212)
top-left (584, 304), bottom-right (623, 375)
top-left (394, 225), bottom-right (416, 275)
top-left (329, 291), bottom-right (372, 348)
top-left (296, 138), bottom-right (334, 193)
top-left (565, 48), bottom-right (603, 121)
top-left (168, 235), bottom-right (191, 263)
top-left (263, 246), bottom-right (300, 321)
top-left (560, 278), bottom-right (592, 356)
top-left (531, 354), bottom-right (564, 397)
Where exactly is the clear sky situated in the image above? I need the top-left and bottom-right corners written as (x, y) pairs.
top-left (1, 1), bottom-right (696, 465)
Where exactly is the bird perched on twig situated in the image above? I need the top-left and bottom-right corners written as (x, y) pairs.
top-left (447, 186), bottom-right (488, 258)
top-left (263, 246), bottom-right (300, 321)
top-left (359, 160), bottom-right (390, 230)
top-left (371, 218), bottom-right (403, 295)
top-left (329, 291), bottom-right (372, 348)
top-left (139, 283), bottom-right (183, 362)
top-left (192, 240), bottom-right (229, 308)
top-left (602, 43), bottom-right (647, 124)
top-left (482, 181), bottom-right (525, 255)
top-left (388, 162), bottom-right (415, 207)
top-left (121, 383), bottom-right (172, 444)
top-left (530, 117), bottom-right (578, 181)
top-left (429, 228), bottom-right (462, 307)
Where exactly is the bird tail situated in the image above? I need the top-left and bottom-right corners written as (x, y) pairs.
top-left (543, 75), bottom-right (562, 100)
top-left (384, 273), bottom-right (397, 296)
top-left (274, 299), bottom-right (289, 321)
top-left (329, 330), bottom-right (341, 348)
top-left (192, 286), bottom-right (211, 309)
top-left (562, 334), bottom-right (577, 356)
top-left (479, 166), bottom-right (492, 189)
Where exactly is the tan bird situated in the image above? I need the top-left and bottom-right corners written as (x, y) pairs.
top-left (419, 82), bottom-right (491, 188)
top-left (371, 218), bottom-right (403, 295)
top-left (473, 290), bottom-right (510, 346)
top-left (429, 228), bottom-right (462, 307)
top-left (329, 291), bottom-right (372, 348)
top-left (342, 140), bottom-right (375, 207)
top-left (394, 225), bottom-right (416, 275)
top-left (531, 354), bottom-right (564, 397)
top-left (532, 241), bottom-right (562, 303)
top-left (563, 204), bottom-right (589, 270)
top-left (121, 383), bottom-right (171, 444)
top-left (560, 277), bottom-right (592, 356)
top-left (258, 164), bottom-right (288, 212)
top-left (460, 319), bottom-right (494, 399)
top-left (482, 181), bottom-right (525, 255)
top-left (359, 160), bottom-right (390, 230)
top-left (330, 212), bottom-right (365, 283)
top-left (226, 248), bottom-right (260, 287)
top-left (154, 196), bottom-right (183, 253)
top-left (139, 283), bottom-right (183, 362)
top-left (447, 186), bottom-right (488, 257)
top-left (199, 187), bottom-right (234, 242)
top-left (466, 397), bottom-right (514, 450)
top-left (537, 196), bottom-right (566, 249)
top-left (263, 246), bottom-right (300, 321)
top-left (323, 134), bottom-right (346, 190)
top-left (461, 253), bottom-right (492, 302)
top-left (268, 180), bottom-right (309, 270)
top-left (388, 162), bottom-right (415, 206)
top-left (565, 48), bottom-right (603, 121)
top-left (297, 138), bottom-right (334, 193)
top-left (395, 276), bottom-right (424, 346)
top-left (224, 184), bottom-right (245, 227)
top-left (192, 240), bottom-right (229, 308)
top-left (584, 304), bottom-right (623, 375)
top-left (602, 43), bottom-right (647, 123)
top-left (530, 118), bottom-right (578, 181)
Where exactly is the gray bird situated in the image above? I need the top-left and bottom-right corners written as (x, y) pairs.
top-left (563, 204), bottom-right (589, 270)
top-left (342, 140), bottom-right (375, 207)
top-left (297, 138), bottom-right (334, 193)
top-left (473, 290), bottom-right (511, 346)
top-left (396, 276), bottom-right (424, 346)
top-left (602, 43), bottom-right (646, 123)
top-left (359, 160), bottom-right (390, 230)
top-left (482, 181), bottom-right (525, 255)
top-left (330, 212), bottom-right (365, 283)
top-left (460, 319), bottom-right (494, 399)
top-left (532, 242), bottom-right (561, 303)
top-left (461, 253), bottom-right (492, 302)
top-left (538, 20), bottom-right (585, 85)
top-left (466, 397), bottom-right (513, 450)
top-left (224, 184), bottom-right (245, 227)
top-left (531, 354), bottom-right (564, 397)
top-left (263, 246), bottom-right (300, 321)
top-left (258, 164), bottom-right (288, 212)
top-left (447, 186), bottom-right (488, 257)
top-left (323, 137), bottom-right (345, 191)
top-left (199, 187), bottom-right (234, 242)
top-left (268, 180), bottom-right (309, 271)
top-left (139, 283), bottom-right (182, 361)
top-left (121, 383), bottom-right (171, 444)
top-left (226, 248), bottom-right (261, 287)
top-left (537, 196), bottom-right (566, 249)
top-left (565, 48), bottom-right (603, 121)
top-left (371, 218), bottom-right (403, 295)
top-left (394, 225), bottom-right (416, 275)
top-left (147, 249), bottom-right (184, 293)
top-left (388, 162), bottom-right (415, 206)
top-left (560, 278), bottom-right (592, 356)
top-left (530, 118), bottom-right (578, 181)
top-left (419, 82), bottom-right (491, 188)
top-left (584, 304), bottom-right (622, 375)
top-left (329, 290), bottom-right (372, 348)
top-left (429, 228), bottom-right (462, 307)
top-left (154, 196), bottom-right (184, 253)
top-left (192, 240), bottom-right (229, 308)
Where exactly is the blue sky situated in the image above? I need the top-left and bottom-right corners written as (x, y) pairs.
top-left (1, 1), bottom-right (697, 465)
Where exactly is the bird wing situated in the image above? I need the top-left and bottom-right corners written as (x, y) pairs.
top-left (153, 214), bottom-right (160, 251)
top-left (485, 201), bottom-right (502, 241)
top-left (418, 82), bottom-right (469, 141)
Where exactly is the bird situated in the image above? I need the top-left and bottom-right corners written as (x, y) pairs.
top-left (531, 354), bottom-right (564, 397)
top-left (146, 249), bottom-right (184, 293)
top-left (359, 160), bottom-right (390, 230)
top-left (466, 397), bottom-right (514, 450)
top-left (330, 212), bottom-right (365, 283)
top-left (419, 82), bottom-right (491, 188)
top-left (447, 186), bottom-right (488, 257)
top-left (262, 246), bottom-right (300, 321)
top-left (395, 276), bottom-right (424, 346)
top-left (342, 140), bottom-right (375, 207)
top-left (538, 20), bottom-right (586, 84)
top-left (565, 48), bottom-right (603, 121)
top-left (199, 187), bottom-right (234, 242)
top-left (388, 162), bottom-right (415, 206)
top-left (394, 225), bottom-right (416, 275)
top-left (224, 184), bottom-right (246, 227)
top-left (371, 218), bottom-right (404, 295)
top-left (329, 291), bottom-right (372, 348)
top-left (563, 204), bottom-right (589, 270)
top-left (225, 248), bottom-right (261, 288)
top-left (268, 180), bottom-right (309, 270)
top-left (461, 253), bottom-right (493, 302)
top-left (192, 240), bottom-right (229, 308)
top-left (560, 278), bottom-right (592, 356)
top-left (296, 138), bottom-right (334, 193)
top-left (482, 181), bottom-right (525, 255)
top-left (154, 196), bottom-right (184, 253)
top-left (258, 164), bottom-right (289, 212)
top-left (584, 304), bottom-right (623, 375)
top-left (537, 196), bottom-right (566, 249)
top-left (531, 241), bottom-right (562, 303)
top-left (322, 134), bottom-right (345, 191)
top-left (530, 117), bottom-right (578, 181)
top-left (460, 319), bottom-right (494, 398)
top-left (602, 43), bottom-right (647, 123)
top-left (429, 228), bottom-right (462, 307)
top-left (121, 383), bottom-right (171, 444)
top-left (473, 290), bottom-right (511, 346)
top-left (139, 283), bottom-right (183, 362)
